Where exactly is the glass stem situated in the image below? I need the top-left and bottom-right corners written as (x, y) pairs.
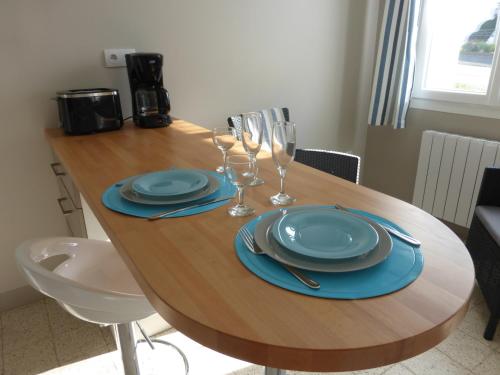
top-left (251, 154), bottom-right (259, 178)
top-left (279, 168), bottom-right (287, 195)
top-left (222, 150), bottom-right (228, 167)
top-left (237, 186), bottom-right (245, 206)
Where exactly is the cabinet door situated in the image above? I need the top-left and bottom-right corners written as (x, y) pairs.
top-left (50, 158), bottom-right (82, 208)
top-left (56, 179), bottom-right (87, 237)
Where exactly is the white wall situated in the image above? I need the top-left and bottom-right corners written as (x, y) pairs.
top-left (0, 0), bottom-right (369, 294)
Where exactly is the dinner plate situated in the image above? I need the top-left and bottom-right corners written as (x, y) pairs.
top-left (132, 169), bottom-right (208, 198)
top-left (271, 208), bottom-right (379, 260)
top-left (254, 207), bottom-right (392, 272)
top-left (119, 172), bottom-right (220, 205)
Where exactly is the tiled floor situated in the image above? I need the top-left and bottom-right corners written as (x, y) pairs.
top-left (0, 299), bottom-right (115, 375)
top-left (1, 285), bottom-right (499, 375)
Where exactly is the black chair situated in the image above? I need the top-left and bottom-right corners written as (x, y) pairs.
top-left (227, 108), bottom-right (360, 184)
top-left (294, 149), bottom-right (360, 184)
top-left (466, 167), bottom-right (500, 340)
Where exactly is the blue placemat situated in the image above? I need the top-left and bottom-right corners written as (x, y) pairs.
top-left (235, 207), bottom-right (424, 299)
top-left (102, 170), bottom-right (236, 218)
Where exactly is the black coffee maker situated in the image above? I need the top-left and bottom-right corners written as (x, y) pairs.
top-left (125, 53), bottom-right (172, 128)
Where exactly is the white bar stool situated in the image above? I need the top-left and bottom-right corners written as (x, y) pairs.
top-left (15, 237), bottom-right (189, 375)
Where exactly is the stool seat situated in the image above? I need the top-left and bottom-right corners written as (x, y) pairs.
top-left (52, 238), bottom-right (143, 295)
top-left (16, 237), bottom-right (189, 375)
top-left (16, 237), bottom-right (154, 324)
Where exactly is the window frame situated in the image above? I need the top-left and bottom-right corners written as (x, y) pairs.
top-left (411, 0), bottom-right (500, 118)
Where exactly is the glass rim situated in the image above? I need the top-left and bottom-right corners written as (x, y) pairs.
top-left (242, 111), bottom-right (263, 118)
top-left (212, 126), bottom-right (234, 132)
top-left (273, 121), bottom-right (296, 127)
top-left (225, 154), bottom-right (253, 164)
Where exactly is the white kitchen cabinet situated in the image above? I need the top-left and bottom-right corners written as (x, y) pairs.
top-left (81, 196), bottom-right (109, 241)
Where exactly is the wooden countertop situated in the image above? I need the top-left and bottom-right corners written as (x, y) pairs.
top-left (45, 120), bottom-right (474, 372)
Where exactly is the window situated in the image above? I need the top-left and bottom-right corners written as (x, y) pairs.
top-left (412, 0), bottom-right (500, 117)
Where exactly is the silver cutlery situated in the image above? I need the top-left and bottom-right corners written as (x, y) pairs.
top-left (335, 204), bottom-right (421, 247)
top-left (147, 196), bottom-right (234, 220)
top-left (239, 227), bottom-right (321, 289)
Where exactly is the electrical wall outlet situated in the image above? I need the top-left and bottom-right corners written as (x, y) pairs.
top-left (103, 49), bottom-right (136, 68)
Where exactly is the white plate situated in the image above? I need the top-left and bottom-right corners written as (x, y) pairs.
top-left (253, 207), bottom-right (392, 272)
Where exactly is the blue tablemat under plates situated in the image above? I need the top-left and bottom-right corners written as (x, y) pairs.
top-left (234, 207), bottom-right (424, 299)
top-left (102, 170), bottom-right (236, 218)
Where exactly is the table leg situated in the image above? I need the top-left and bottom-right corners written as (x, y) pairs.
top-left (265, 367), bottom-right (286, 375)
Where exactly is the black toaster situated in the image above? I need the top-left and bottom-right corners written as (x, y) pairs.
top-left (56, 88), bottom-right (124, 135)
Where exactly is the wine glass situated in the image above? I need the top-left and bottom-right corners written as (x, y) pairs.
top-left (212, 127), bottom-right (236, 173)
top-left (241, 112), bottom-right (264, 186)
top-left (270, 121), bottom-right (296, 206)
top-left (224, 154), bottom-right (256, 217)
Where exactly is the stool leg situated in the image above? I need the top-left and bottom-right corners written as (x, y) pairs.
top-left (265, 368), bottom-right (286, 375)
top-left (484, 314), bottom-right (499, 340)
top-left (116, 322), bottom-right (141, 375)
top-left (147, 339), bottom-right (190, 375)
top-left (135, 321), bottom-right (190, 375)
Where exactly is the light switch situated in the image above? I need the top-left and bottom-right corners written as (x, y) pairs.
top-left (103, 49), bottom-right (136, 68)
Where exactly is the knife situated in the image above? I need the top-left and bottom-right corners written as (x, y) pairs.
top-left (335, 204), bottom-right (421, 247)
top-left (147, 196), bottom-right (234, 221)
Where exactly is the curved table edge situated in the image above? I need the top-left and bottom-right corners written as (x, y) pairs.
top-left (145, 283), bottom-right (473, 372)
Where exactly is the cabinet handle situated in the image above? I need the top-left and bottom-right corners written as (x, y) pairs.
top-left (57, 198), bottom-right (73, 215)
top-left (50, 162), bottom-right (66, 176)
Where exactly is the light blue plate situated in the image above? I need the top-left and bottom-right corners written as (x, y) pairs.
top-left (102, 170), bottom-right (236, 218)
top-left (271, 208), bottom-right (379, 260)
top-left (234, 207), bottom-right (424, 299)
top-left (132, 169), bottom-right (209, 198)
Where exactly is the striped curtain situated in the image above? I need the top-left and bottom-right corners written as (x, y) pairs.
top-left (368, 0), bottom-right (421, 129)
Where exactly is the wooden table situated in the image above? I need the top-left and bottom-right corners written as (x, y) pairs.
top-left (45, 120), bottom-right (475, 372)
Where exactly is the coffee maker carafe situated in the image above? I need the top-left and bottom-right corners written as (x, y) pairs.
top-left (125, 53), bottom-right (172, 128)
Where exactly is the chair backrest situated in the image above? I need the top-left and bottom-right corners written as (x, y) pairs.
top-left (227, 107), bottom-right (290, 151)
top-left (295, 148), bottom-right (361, 184)
top-left (15, 237), bottom-right (149, 317)
top-left (476, 167), bottom-right (500, 207)
top-left (227, 109), bottom-right (360, 182)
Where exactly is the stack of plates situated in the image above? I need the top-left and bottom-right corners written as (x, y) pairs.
top-left (254, 206), bottom-right (393, 272)
top-left (119, 169), bottom-right (221, 206)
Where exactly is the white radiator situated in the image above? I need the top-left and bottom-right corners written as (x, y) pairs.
top-left (413, 130), bottom-right (500, 227)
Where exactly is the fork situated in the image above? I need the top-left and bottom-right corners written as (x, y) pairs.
top-left (239, 227), bottom-right (320, 289)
